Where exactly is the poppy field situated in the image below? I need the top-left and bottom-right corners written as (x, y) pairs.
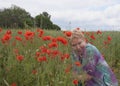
top-left (0, 28), bottom-right (120, 86)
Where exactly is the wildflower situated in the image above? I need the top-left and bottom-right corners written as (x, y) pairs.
top-left (1, 34), bottom-right (11, 44)
top-left (51, 50), bottom-right (60, 58)
top-left (42, 56), bottom-right (47, 61)
top-left (52, 38), bottom-right (57, 42)
top-left (107, 36), bottom-right (112, 41)
top-left (90, 34), bottom-right (95, 40)
top-left (42, 36), bottom-right (52, 41)
top-left (13, 48), bottom-right (19, 55)
top-left (64, 31), bottom-right (72, 37)
top-left (63, 53), bottom-right (70, 59)
top-left (15, 36), bottom-right (22, 41)
top-left (75, 61), bottom-right (81, 67)
top-left (65, 65), bottom-right (72, 74)
top-left (6, 30), bottom-right (12, 34)
top-left (57, 36), bottom-right (68, 45)
top-left (32, 69), bottom-right (37, 75)
top-left (61, 53), bottom-right (70, 61)
top-left (104, 40), bottom-right (110, 45)
top-left (48, 42), bottom-right (58, 48)
top-left (51, 50), bottom-right (59, 56)
top-left (35, 52), bottom-right (40, 57)
top-left (86, 32), bottom-right (90, 36)
top-left (104, 41), bottom-right (108, 45)
top-left (24, 30), bottom-right (35, 40)
top-left (0, 27), bottom-right (2, 32)
top-left (16, 55), bottom-right (24, 62)
top-left (2, 34), bottom-right (11, 41)
top-left (17, 30), bottom-right (22, 35)
top-left (40, 46), bottom-right (48, 54)
top-left (97, 30), bottom-right (102, 34)
top-left (10, 82), bottom-right (17, 86)
top-left (37, 29), bottom-right (44, 37)
top-left (85, 38), bottom-right (88, 43)
top-left (73, 79), bottom-right (78, 85)
top-left (37, 56), bottom-right (47, 62)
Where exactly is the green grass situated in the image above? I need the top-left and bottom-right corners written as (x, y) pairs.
top-left (0, 28), bottom-right (119, 85)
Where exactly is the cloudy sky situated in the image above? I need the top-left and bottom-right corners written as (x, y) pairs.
top-left (0, 0), bottom-right (120, 31)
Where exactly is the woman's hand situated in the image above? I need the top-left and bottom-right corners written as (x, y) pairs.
top-left (81, 72), bottom-right (92, 81)
top-left (73, 72), bottom-right (92, 81)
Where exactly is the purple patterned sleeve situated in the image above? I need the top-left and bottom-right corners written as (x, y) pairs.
top-left (83, 44), bottom-right (104, 79)
top-left (83, 44), bottom-right (118, 86)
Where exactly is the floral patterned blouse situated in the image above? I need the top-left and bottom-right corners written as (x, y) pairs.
top-left (71, 43), bottom-right (118, 86)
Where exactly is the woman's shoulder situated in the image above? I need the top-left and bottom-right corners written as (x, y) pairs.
top-left (86, 43), bottom-right (98, 52)
top-left (85, 43), bottom-right (100, 57)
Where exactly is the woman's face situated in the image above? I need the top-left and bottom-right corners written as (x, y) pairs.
top-left (71, 38), bottom-right (86, 55)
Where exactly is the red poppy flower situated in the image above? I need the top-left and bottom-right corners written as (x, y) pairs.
top-left (86, 32), bottom-right (90, 35)
top-left (15, 36), bottom-right (22, 41)
top-left (56, 36), bottom-right (68, 45)
top-left (24, 30), bottom-right (35, 40)
top-left (37, 56), bottom-right (47, 62)
top-left (42, 36), bottom-right (52, 41)
top-left (97, 30), bottom-right (102, 34)
top-left (1, 34), bottom-right (12, 44)
top-left (48, 42), bottom-right (58, 48)
top-left (32, 70), bottom-right (37, 75)
top-left (64, 31), bottom-right (72, 37)
top-left (17, 31), bottom-right (22, 35)
top-left (13, 48), bottom-right (19, 55)
top-left (0, 28), bottom-right (2, 32)
top-left (51, 50), bottom-right (60, 57)
top-left (61, 53), bottom-right (70, 61)
top-left (37, 29), bottom-right (44, 37)
top-left (85, 38), bottom-right (89, 43)
top-left (2, 34), bottom-right (11, 41)
top-left (73, 79), bottom-right (78, 85)
top-left (35, 52), bottom-right (40, 57)
top-left (65, 64), bottom-right (72, 74)
top-left (6, 30), bottom-right (12, 34)
top-left (90, 35), bottom-right (95, 40)
top-left (40, 47), bottom-right (48, 54)
top-left (52, 38), bottom-right (57, 42)
top-left (16, 55), bottom-right (24, 61)
top-left (107, 36), bottom-right (112, 41)
top-left (104, 41), bottom-right (107, 45)
top-left (75, 61), bottom-right (81, 67)
top-left (10, 82), bottom-right (17, 86)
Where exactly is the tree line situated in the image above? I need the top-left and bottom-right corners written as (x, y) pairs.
top-left (0, 5), bottom-right (61, 30)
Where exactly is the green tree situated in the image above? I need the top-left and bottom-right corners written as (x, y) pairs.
top-left (52, 24), bottom-right (61, 30)
top-left (35, 12), bottom-right (61, 30)
top-left (0, 5), bottom-right (34, 28)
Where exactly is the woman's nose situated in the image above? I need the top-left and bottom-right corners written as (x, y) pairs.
top-left (76, 44), bottom-right (80, 49)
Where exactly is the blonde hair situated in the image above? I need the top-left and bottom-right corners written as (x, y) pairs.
top-left (68, 29), bottom-right (85, 42)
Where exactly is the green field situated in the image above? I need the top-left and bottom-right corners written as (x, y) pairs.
top-left (0, 28), bottom-right (120, 86)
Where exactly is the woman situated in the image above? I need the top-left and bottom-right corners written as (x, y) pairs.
top-left (69, 29), bottom-right (118, 86)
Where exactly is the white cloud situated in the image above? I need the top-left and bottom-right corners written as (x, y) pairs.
top-left (0, 0), bottom-right (120, 31)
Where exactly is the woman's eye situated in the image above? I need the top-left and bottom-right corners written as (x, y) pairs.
top-left (72, 44), bottom-right (76, 47)
top-left (78, 42), bottom-right (81, 45)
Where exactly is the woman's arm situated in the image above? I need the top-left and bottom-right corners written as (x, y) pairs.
top-left (84, 44), bottom-right (104, 80)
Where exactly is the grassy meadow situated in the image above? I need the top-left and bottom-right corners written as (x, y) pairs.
top-left (0, 28), bottom-right (120, 86)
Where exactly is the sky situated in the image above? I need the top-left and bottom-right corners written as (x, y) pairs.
top-left (0, 0), bottom-right (120, 31)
